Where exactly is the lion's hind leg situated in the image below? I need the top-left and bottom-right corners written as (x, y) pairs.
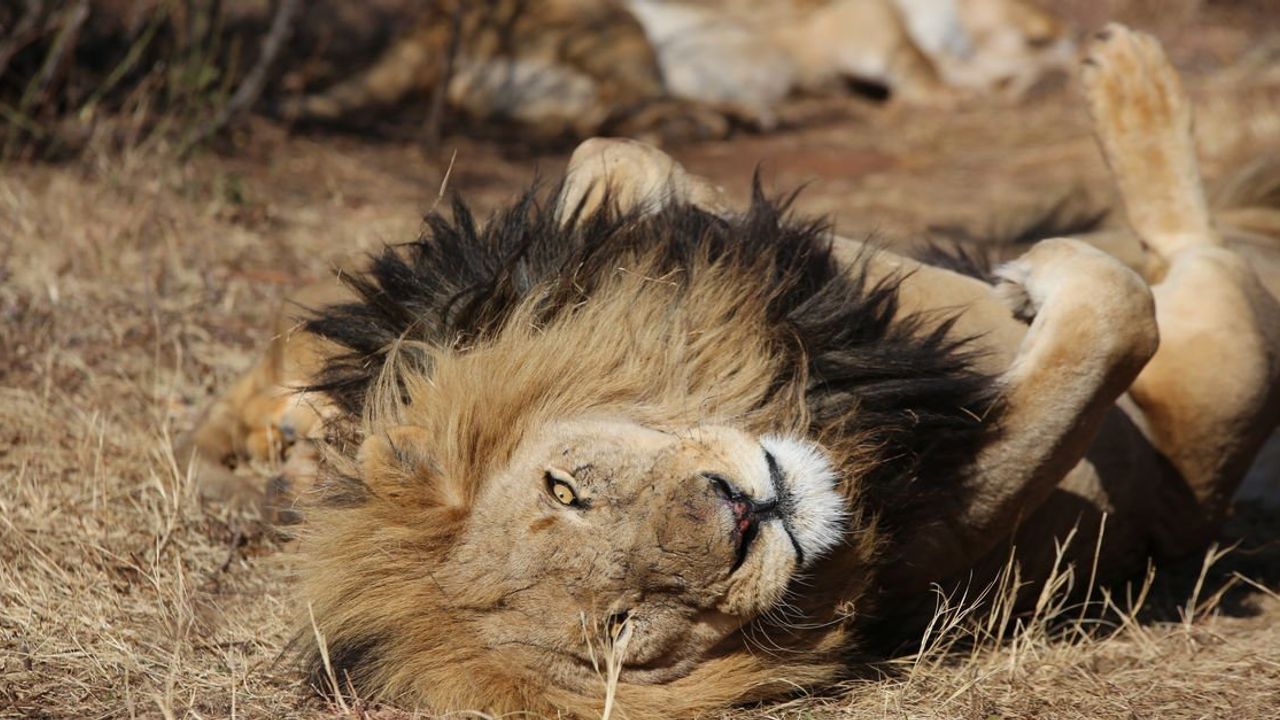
top-left (1083, 24), bottom-right (1280, 540)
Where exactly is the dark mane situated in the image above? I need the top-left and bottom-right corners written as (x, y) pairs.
top-left (918, 194), bottom-right (1110, 281)
top-left (305, 183), bottom-right (1001, 539)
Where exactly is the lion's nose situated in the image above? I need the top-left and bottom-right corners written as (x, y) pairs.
top-left (706, 473), bottom-right (750, 522)
top-left (705, 473), bottom-right (761, 570)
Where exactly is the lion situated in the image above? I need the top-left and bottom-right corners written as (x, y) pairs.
top-left (184, 25), bottom-right (1280, 717)
top-left (628, 0), bottom-right (1073, 127)
top-left (277, 0), bottom-right (729, 142)
top-left (281, 0), bottom-right (1070, 138)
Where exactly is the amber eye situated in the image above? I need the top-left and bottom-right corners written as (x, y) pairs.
top-left (545, 468), bottom-right (582, 507)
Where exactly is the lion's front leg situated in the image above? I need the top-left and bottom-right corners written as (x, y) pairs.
top-left (891, 238), bottom-right (1159, 591)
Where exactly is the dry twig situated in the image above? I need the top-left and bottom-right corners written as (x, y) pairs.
top-left (180, 0), bottom-right (300, 155)
top-left (0, 0), bottom-right (50, 80)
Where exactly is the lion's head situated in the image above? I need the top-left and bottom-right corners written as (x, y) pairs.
top-left (351, 416), bottom-right (844, 684)
top-left (294, 189), bottom-right (996, 716)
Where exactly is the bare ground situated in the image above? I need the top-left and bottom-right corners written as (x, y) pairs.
top-left (5, 9), bottom-right (1280, 719)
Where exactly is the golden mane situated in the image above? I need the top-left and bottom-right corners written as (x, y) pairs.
top-left (294, 189), bottom-right (997, 715)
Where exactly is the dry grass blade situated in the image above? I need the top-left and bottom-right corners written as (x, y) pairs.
top-left (1181, 542), bottom-right (1238, 629)
top-left (308, 602), bottom-right (350, 715)
top-left (600, 617), bottom-right (632, 720)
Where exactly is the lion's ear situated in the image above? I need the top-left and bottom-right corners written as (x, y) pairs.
top-left (357, 426), bottom-right (441, 501)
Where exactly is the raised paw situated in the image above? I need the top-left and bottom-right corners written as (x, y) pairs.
top-left (992, 239), bottom-right (1113, 322)
top-left (993, 238), bottom-right (1153, 325)
top-left (992, 260), bottom-right (1036, 323)
top-left (1081, 23), bottom-right (1192, 156)
top-left (1080, 23), bottom-right (1216, 258)
top-left (994, 237), bottom-right (1159, 376)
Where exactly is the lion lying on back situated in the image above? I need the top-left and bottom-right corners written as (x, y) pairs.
top-left (187, 26), bottom-right (1280, 717)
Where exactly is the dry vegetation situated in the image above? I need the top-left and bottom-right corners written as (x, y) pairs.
top-left (4, 2), bottom-right (1280, 719)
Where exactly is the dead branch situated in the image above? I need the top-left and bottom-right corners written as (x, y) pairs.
top-left (0, 0), bottom-right (49, 81)
top-left (24, 0), bottom-right (85, 108)
top-left (2, 0), bottom-right (86, 158)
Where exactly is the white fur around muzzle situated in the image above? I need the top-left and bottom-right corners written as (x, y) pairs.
top-left (760, 435), bottom-right (848, 565)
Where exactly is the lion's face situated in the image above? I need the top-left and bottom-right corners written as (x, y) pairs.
top-left (432, 416), bottom-right (845, 689)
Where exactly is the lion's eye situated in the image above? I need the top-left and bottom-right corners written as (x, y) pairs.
top-left (545, 468), bottom-right (581, 507)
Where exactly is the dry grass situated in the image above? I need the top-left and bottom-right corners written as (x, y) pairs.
top-left (5, 5), bottom-right (1280, 719)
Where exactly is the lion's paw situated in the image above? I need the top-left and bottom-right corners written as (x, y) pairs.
top-left (993, 237), bottom-right (1158, 369)
top-left (992, 259), bottom-right (1038, 323)
top-left (992, 238), bottom-right (1101, 323)
top-left (1081, 23), bottom-right (1191, 149)
top-left (1080, 23), bottom-right (1214, 259)
top-left (993, 238), bottom-right (1147, 324)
